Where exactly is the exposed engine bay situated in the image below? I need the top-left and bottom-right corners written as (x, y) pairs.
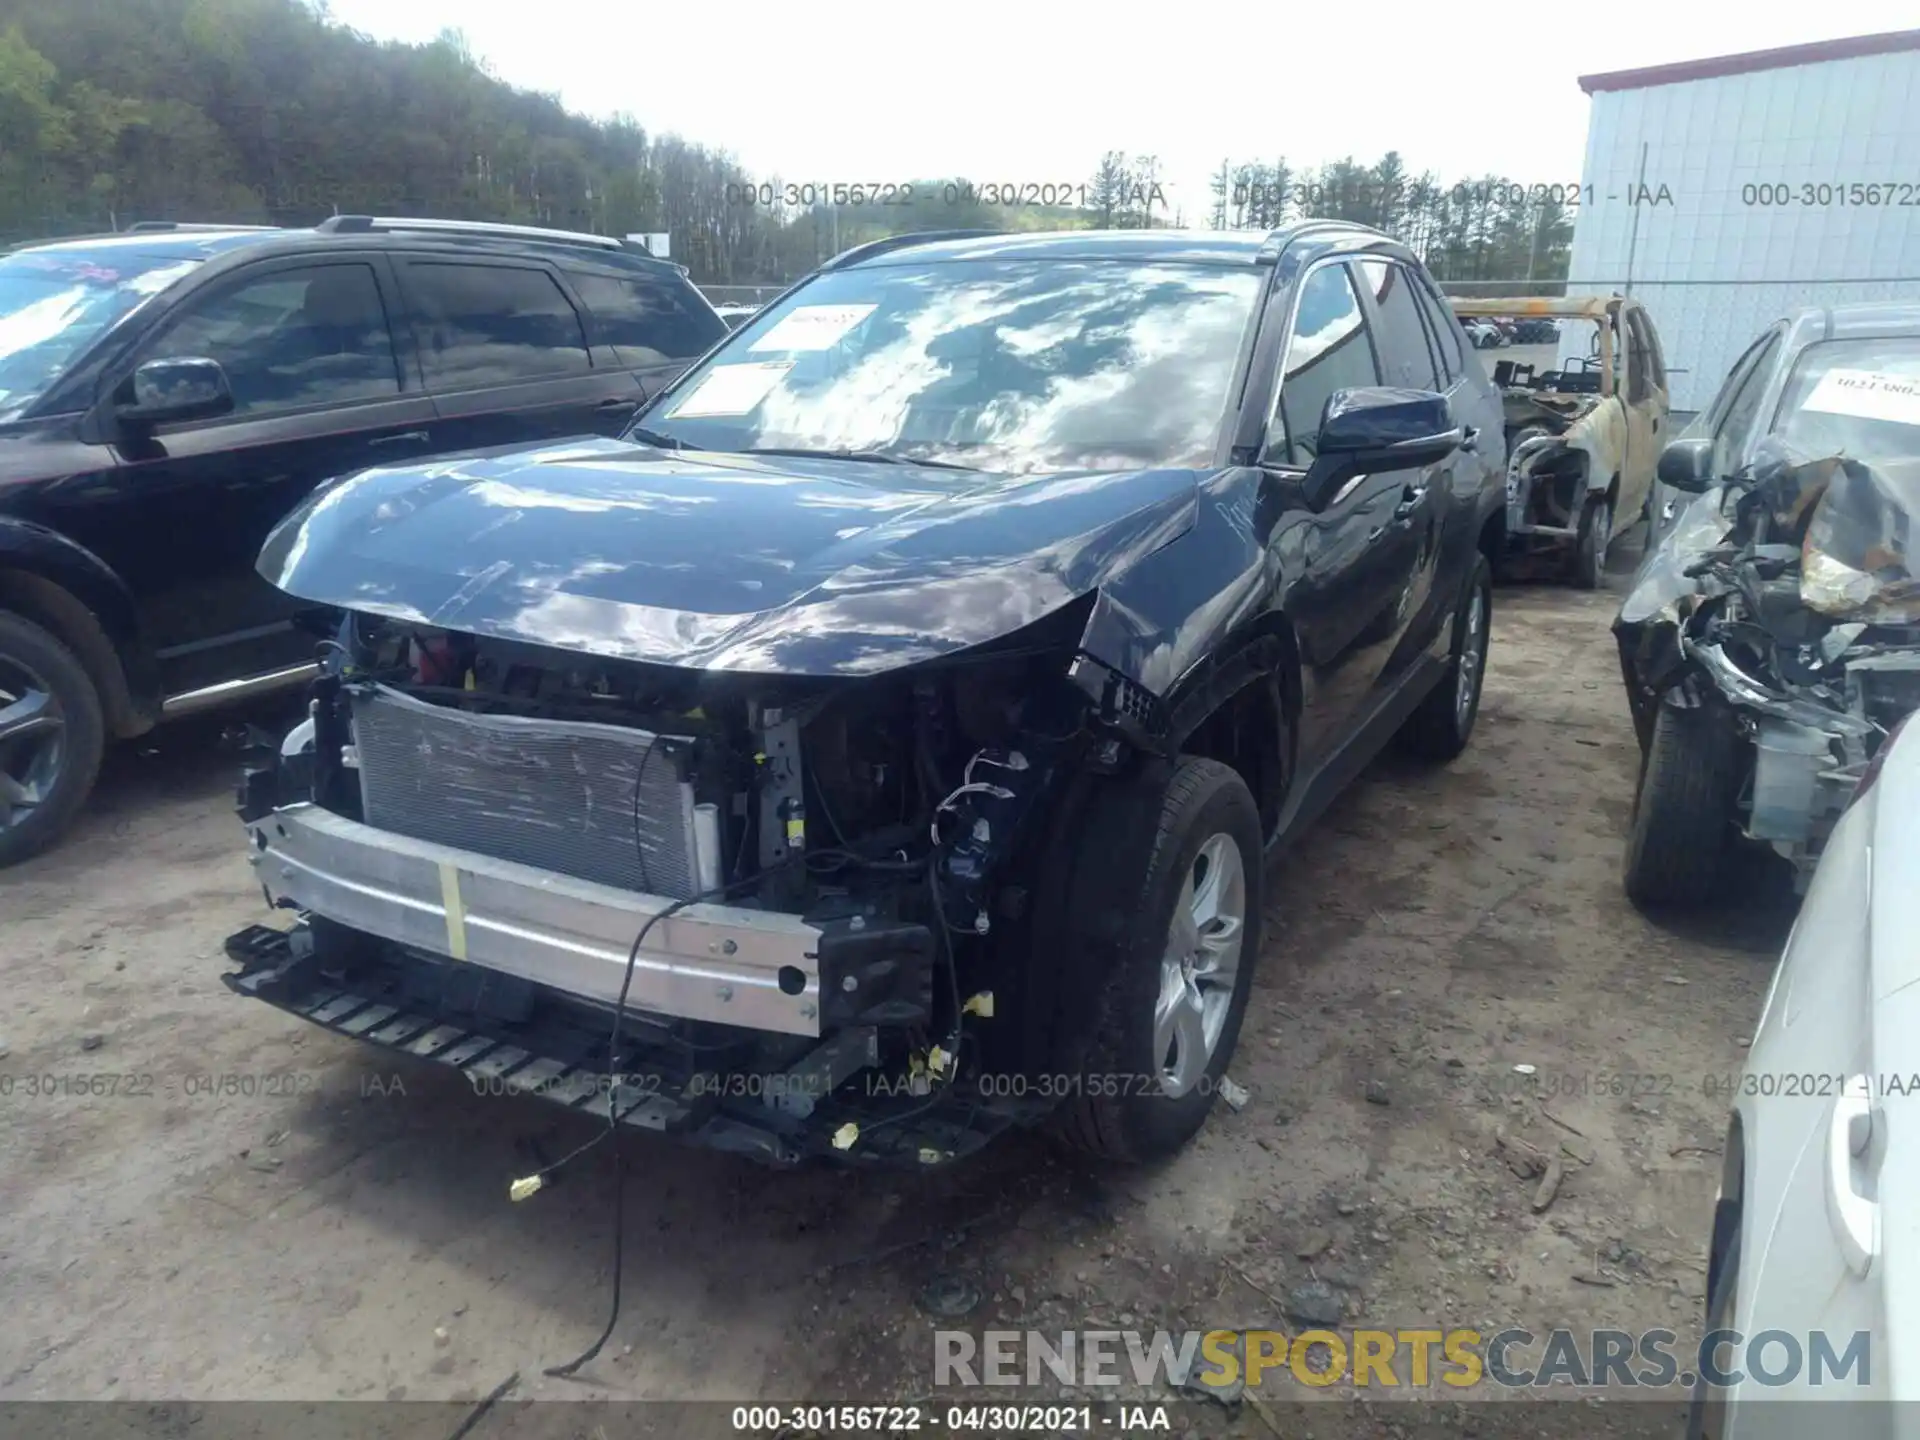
top-left (230, 601), bottom-right (1131, 1166)
top-left (1617, 439), bottom-right (1920, 885)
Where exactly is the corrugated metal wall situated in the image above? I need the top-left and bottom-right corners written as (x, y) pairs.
top-left (1566, 48), bottom-right (1920, 411)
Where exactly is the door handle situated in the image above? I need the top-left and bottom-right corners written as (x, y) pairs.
top-left (1460, 425), bottom-right (1480, 453)
top-left (1826, 1075), bottom-right (1878, 1277)
top-left (368, 430), bottom-right (430, 448)
top-left (1394, 482), bottom-right (1429, 520)
top-left (596, 398), bottom-right (637, 412)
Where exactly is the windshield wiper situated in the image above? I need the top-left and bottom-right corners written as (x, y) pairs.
top-left (739, 446), bottom-right (980, 472)
top-left (627, 425), bottom-right (701, 451)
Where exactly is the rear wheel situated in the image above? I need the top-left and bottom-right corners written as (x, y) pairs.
top-left (1570, 495), bottom-right (1612, 589)
top-left (1055, 757), bottom-right (1264, 1163)
top-left (1623, 696), bottom-right (1738, 909)
top-left (1396, 556), bottom-right (1491, 762)
top-left (0, 611), bottom-right (106, 867)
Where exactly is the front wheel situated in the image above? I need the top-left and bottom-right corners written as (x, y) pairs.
top-left (1623, 696), bottom-right (1739, 909)
top-left (1396, 555), bottom-right (1492, 762)
top-left (1055, 757), bottom-right (1265, 1163)
top-left (0, 611), bottom-right (107, 867)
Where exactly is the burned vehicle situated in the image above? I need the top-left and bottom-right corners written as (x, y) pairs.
top-left (224, 224), bottom-right (1507, 1167)
top-left (1617, 317), bottom-right (1920, 905)
top-left (1454, 296), bottom-right (1670, 588)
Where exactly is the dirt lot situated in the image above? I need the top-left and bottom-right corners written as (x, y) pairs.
top-left (0, 564), bottom-right (1790, 1436)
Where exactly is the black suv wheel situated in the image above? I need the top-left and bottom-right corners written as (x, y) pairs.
top-left (0, 612), bottom-right (106, 867)
top-left (1055, 757), bottom-right (1265, 1163)
top-left (1396, 555), bottom-right (1492, 761)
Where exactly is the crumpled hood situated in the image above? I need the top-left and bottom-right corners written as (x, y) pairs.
top-left (258, 436), bottom-right (1199, 675)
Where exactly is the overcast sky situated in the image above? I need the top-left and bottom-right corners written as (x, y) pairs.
top-left (321, 1), bottom-right (1914, 222)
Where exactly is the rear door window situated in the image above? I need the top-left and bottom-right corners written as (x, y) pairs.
top-left (569, 271), bottom-right (725, 367)
top-left (1624, 309), bottom-right (1664, 402)
top-left (402, 262), bottom-right (591, 389)
top-left (1356, 259), bottom-right (1439, 391)
top-left (1409, 275), bottom-right (1463, 379)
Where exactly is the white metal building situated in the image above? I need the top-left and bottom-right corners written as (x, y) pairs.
top-left (1565, 29), bottom-right (1920, 412)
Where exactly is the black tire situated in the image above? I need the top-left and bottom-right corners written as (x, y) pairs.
top-left (1622, 696), bottom-right (1738, 909)
top-left (0, 611), bottom-right (106, 867)
top-left (1055, 757), bottom-right (1265, 1163)
top-left (1686, 1229), bottom-right (1739, 1440)
top-left (1569, 494), bottom-right (1612, 590)
top-left (1396, 555), bottom-right (1492, 762)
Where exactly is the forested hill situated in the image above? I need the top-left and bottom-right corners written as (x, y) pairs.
top-left (0, 0), bottom-right (1574, 288)
top-left (0, 0), bottom-right (742, 255)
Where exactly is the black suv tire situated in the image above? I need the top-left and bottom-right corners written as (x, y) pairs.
top-left (0, 611), bottom-right (106, 867)
top-left (1623, 696), bottom-right (1738, 909)
top-left (1397, 556), bottom-right (1492, 761)
top-left (1055, 756), bottom-right (1264, 1163)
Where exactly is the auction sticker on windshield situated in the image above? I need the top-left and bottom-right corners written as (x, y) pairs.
top-left (1804, 368), bottom-right (1920, 425)
top-left (749, 304), bottom-right (875, 353)
top-left (667, 360), bottom-right (794, 417)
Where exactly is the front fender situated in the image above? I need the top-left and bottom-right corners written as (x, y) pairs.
top-left (1072, 467), bottom-right (1287, 746)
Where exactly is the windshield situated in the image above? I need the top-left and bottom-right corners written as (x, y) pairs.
top-left (1772, 336), bottom-right (1920, 467)
top-left (633, 258), bottom-right (1263, 474)
top-left (0, 249), bottom-right (202, 420)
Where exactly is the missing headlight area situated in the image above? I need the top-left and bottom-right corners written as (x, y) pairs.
top-left (1617, 438), bottom-right (1920, 894)
top-left (231, 607), bottom-right (1104, 1166)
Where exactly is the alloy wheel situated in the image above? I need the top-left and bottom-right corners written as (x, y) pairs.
top-left (1455, 585), bottom-right (1487, 728)
top-left (0, 655), bottom-right (66, 834)
top-left (1155, 833), bottom-right (1248, 1098)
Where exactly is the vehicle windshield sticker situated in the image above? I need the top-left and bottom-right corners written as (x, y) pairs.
top-left (666, 361), bottom-right (794, 417)
top-left (749, 304), bottom-right (876, 353)
top-left (1804, 369), bottom-right (1920, 426)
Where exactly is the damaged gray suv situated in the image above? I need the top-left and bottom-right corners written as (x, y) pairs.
top-left (225, 224), bottom-right (1507, 1166)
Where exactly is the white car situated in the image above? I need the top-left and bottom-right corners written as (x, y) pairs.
top-left (1693, 711), bottom-right (1917, 1435)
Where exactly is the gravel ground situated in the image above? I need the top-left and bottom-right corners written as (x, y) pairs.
top-left (0, 559), bottom-right (1791, 1437)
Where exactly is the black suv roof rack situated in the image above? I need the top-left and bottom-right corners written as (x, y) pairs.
top-left (123, 221), bottom-right (282, 233)
top-left (819, 229), bottom-right (1006, 271)
top-left (315, 214), bottom-right (644, 255)
top-left (1256, 218), bottom-right (1390, 263)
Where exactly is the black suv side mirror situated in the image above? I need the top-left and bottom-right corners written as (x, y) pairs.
top-left (1300, 387), bottom-right (1463, 510)
top-left (114, 357), bottom-right (235, 427)
top-left (1656, 436), bottom-right (1716, 494)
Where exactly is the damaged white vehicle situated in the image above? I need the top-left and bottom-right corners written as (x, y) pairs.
top-left (1615, 312), bottom-right (1920, 907)
top-left (1455, 295), bottom-right (1670, 588)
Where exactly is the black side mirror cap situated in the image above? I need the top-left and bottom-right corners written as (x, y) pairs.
top-left (1298, 387), bottom-right (1464, 509)
top-left (1656, 436), bottom-right (1716, 494)
top-left (114, 356), bottom-right (235, 427)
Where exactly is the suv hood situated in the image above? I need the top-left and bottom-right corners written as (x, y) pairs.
top-left (258, 436), bottom-right (1199, 675)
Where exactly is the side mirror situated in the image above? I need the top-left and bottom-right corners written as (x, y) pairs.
top-left (114, 357), bottom-right (234, 427)
top-left (1299, 387), bottom-right (1463, 510)
top-left (1656, 436), bottom-right (1716, 494)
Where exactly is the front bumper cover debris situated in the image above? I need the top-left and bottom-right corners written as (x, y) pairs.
top-left (223, 923), bottom-right (1027, 1168)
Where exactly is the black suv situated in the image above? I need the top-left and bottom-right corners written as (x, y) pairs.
top-left (225, 223), bottom-right (1511, 1167)
top-left (0, 217), bottom-right (726, 863)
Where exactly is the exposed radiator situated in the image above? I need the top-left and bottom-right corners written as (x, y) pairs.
top-left (347, 684), bottom-right (700, 898)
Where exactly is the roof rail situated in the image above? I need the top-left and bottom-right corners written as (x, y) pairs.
top-left (4, 224), bottom-right (276, 252)
top-left (1255, 218), bottom-right (1381, 263)
top-left (819, 229), bottom-right (1006, 271)
top-left (124, 221), bottom-right (281, 233)
top-left (316, 215), bottom-right (637, 254)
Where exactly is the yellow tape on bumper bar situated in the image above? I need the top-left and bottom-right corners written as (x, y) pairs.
top-left (437, 861), bottom-right (468, 961)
